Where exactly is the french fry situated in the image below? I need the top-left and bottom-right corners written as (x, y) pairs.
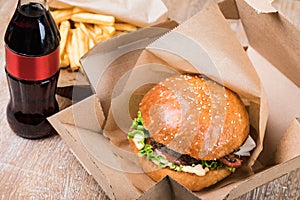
top-left (115, 31), bottom-right (128, 36)
top-left (68, 29), bottom-right (81, 71)
top-left (59, 21), bottom-right (70, 57)
top-left (77, 27), bottom-right (89, 57)
top-left (77, 23), bottom-right (96, 43)
top-left (98, 25), bottom-right (116, 36)
top-left (94, 25), bottom-right (103, 36)
top-left (95, 34), bottom-right (110, 42)
top-left (58, 20), bottom-right (70, 68)
top-left (60, 52), bottom-right (70, 68)
top-left (72, 7), bottom-right (88, 15)
top-left (71, 13), bottom-right (115, 26)
top-left (88, 38), bottom-right (95, 49)
top-left (114, 23), bottom-right (137, 32)
top-left (73, 29), bottom-right (81, 68)
top-left (66, 31), bottom-right (75, 70)
top-left (51, 8), bottom-right (73, 24)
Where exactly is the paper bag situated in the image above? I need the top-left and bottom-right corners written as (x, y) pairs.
top-left (82, 3), bottom-right (268, 196)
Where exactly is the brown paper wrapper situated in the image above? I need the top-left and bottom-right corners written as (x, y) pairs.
top-left (88, 3), bottom-right (268, 195)
top-left (48, 0), bottom-right (168, 27)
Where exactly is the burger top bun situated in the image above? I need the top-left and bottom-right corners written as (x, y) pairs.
top-left (139, 74), bottom-right (250, 160)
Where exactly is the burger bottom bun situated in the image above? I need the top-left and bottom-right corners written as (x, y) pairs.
top-left (138, 155), bottom-right (231, 191)
top-left (130, 140), bottom-right (231, 191)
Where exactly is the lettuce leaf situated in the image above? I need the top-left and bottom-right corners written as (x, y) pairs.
top-left (128, 111), bottom-right (235, 173)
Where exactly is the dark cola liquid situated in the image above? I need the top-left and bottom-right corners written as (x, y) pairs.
top-left (5, 2), bottom-right (60, 139)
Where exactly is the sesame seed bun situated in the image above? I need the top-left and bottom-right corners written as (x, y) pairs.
top-left (139, 74), bottom-right (250, 160)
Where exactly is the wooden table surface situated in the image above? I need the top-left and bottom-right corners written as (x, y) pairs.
top-left (0, 0), bottom-right (299, 199)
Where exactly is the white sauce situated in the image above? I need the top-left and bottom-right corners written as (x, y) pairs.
top-left (133, 134), bottom-right (145, 150)
top-left (182, 165), bottom-right (209, 176)
top-left (133, 139), bottom-right (209, 176)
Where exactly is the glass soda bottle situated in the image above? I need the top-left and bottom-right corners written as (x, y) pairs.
top-left (4, 0), bottom-right (60, 139)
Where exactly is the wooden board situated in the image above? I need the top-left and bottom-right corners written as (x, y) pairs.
top-left (0, 0), bottom-right (299, 199)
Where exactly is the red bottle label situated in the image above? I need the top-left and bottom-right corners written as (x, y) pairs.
top-left (5, 46), bottom-right (60, 81)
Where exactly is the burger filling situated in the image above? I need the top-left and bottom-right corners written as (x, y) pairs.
top-left (128, 111), bottom-right (250, 177)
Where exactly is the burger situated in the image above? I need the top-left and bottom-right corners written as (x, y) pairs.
top-left (128, 74), bottom-right (254, 191)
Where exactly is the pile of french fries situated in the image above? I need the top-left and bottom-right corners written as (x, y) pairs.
top-left (51, 7), bottom-right (138, 72)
